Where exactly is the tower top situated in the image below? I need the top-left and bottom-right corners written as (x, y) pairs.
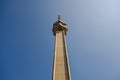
top-left (58, 15), bottom-right (61, 21)
top-left (53, 15), bottom-right (68, 36)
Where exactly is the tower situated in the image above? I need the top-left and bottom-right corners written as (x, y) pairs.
top-left (52, 15), bottom-right (71, 80)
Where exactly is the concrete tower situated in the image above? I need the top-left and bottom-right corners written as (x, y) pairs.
top-left (52, 15), bottom-right (71, 80)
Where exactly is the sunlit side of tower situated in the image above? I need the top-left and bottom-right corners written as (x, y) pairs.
top-left (52, 15), bottom-right (71, 80)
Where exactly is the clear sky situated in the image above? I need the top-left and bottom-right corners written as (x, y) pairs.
top-left (1, 0), bottom-right (120, 80)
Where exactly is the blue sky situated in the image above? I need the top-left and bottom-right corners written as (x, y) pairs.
top-left (0, 0), bottom-right (120, 80)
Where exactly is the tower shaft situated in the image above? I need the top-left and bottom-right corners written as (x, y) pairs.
top-left (52, 31), bottom-right (71, 80)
